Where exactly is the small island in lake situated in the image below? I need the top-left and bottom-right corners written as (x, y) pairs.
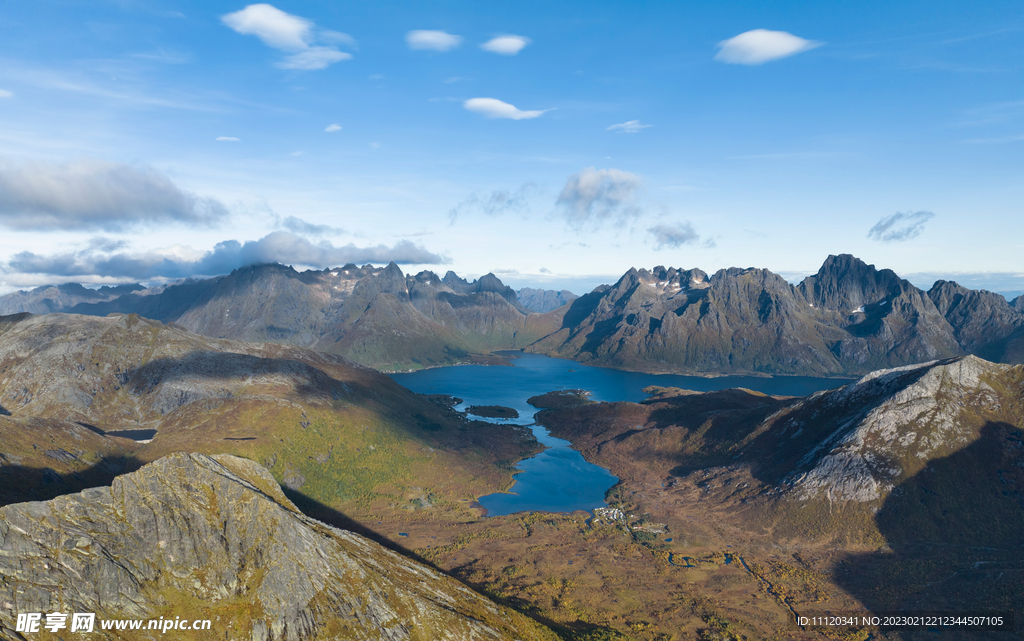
top-left (466, 405), bottom-right (520, 419)
top-left (527, 389), bottom-right (594, 409)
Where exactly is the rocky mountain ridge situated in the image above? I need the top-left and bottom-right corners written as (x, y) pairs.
top-left (50, 263), bottom-right (560, 370)
top-left (529, 255), bottom-right (1024, 375)
top-left (0, 452), bottom-right (556, 640)
top-left (3, 254), bottom-right (1022, 375)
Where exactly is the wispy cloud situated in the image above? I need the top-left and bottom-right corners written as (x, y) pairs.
top-left (325, 123), bottom-right (342, 132)
top-left (128, 49), bottom-right (191, 64)
top-left (406, 30), bottom-right (462, 51)
top-left (556, 168), bottom-right (642, 229)
top-left (648, 222), bottom-right (700, 249)
top-left (464, 97), bottom-right (552, 120)
top-left (0, 89), bottom-right (14, 99)
top-left (715, 29), bottom-right (822, 65)
top-left (867, 210), bottom-right (935, 242)
top-left (2, 231), bottom-right (448, 282)
top-left (222, 4), bottom-right (354, 70)
top-left (0, 159), bottom-right (227, 232)
top-left (960, 134), bottom-right (1024, 144)
top-left (481, 35), bottom-right (531, 55)
top-left (216, 136), bottom-right (240, 142)
top-left (277, 215), bottom-right (344, 236)
top-left (607, 120), bottom-right (652, 133)
top-left (448, 184), bottom-right (535, 225)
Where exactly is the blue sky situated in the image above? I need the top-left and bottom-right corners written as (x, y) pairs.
top-left (1, 0), bottom-right (1022, 296)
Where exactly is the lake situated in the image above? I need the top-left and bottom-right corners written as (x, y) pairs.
top-left (390, 353), bottom-right (851, 516)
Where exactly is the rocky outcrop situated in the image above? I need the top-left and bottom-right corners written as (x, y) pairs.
top-left (759, 356), bottom-right (1022, 502)
top-left (0, 453), bottom-right (556, 640)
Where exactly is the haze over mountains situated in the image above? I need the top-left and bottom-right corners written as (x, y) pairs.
top-left (2, 254), bottom-right (1022, 376)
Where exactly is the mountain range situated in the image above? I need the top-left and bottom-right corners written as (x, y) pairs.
top-left (1, 303), bottom-right (1021, 636)
top-left (531, 255), bottom-right (1024, 375)
top-left (2, 254), bottom-right (1022, 376)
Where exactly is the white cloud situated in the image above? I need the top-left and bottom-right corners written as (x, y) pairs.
top-left (714, 29), bottom-right (822, 65)
top-left (607, 120), bottom-right (652, 133)
top-left (222, 4), bottom-right (311, 50)
top-left (464, 97), bottom-right (551, 120)
top-left (325, 123), bottom-right (342, 132)
top-left (0, 89), bottom-right (13, 99)
top-left (481, 35), bottom-right (531, 55)
top-left (0, 158), bottom-right (227, 232)
top-left (221, 4), bottom-right (353, 70)
top-left (216, 136), bottom-right (240, 142)
top-left (406, 30), bottom-right (462, 51)
top-left (277, 47), bottom-right (352, 70)
top-left (556, 168), bottom-right (642, 229)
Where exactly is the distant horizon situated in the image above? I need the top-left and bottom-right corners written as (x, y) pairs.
top-left (3, 255), bottom-right (1022, 302)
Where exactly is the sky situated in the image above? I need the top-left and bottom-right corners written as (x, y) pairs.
top-left (1, 0), bottom-right (1022, 297)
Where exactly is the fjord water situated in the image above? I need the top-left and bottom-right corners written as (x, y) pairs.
top-left (390, 353), bottom-right (850, 516)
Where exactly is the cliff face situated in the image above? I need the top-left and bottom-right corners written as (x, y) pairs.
top-left (0, 453), bottom-right (556, 640)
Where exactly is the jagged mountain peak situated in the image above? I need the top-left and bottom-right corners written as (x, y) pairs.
top-left (442, 270), bottom-right (469, 288)
top-left (798, 253), bottom-right (908, 312)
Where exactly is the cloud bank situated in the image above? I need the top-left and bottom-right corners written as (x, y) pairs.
top-left (222, 4), bottom-right (354, 70)
top-left (3, 231), bottom-right (448, 282)
top-left (556, 168), bottom-right (642, 229)
top-left (481, 35), bottom-right (531, 55)
top-left (715, 29), bottom-right (821, 65)
top-left (0, 159), bottom-right (228, 231)
top-left (868, 210), bottom-right (935, 242)
top-left (406, 30), bottom-right (462, 51)
top-left (464, 98), bottom-right (550, 120)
